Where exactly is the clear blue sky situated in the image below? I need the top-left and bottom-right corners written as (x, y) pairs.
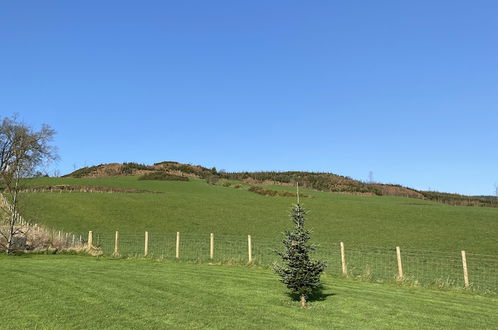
top-left (1, 1), bottom-right (497, 195)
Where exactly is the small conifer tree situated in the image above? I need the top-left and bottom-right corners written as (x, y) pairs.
top-left (274, 203), bottom-right (326, 308)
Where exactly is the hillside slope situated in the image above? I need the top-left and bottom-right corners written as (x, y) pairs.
top-left (62, 162), bottom-right (498, 207)
top-left (18, 176), bottom-right (498, 254)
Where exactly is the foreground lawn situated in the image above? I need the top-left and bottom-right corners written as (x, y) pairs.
top-left (0, 255), bottom-right (497, 329)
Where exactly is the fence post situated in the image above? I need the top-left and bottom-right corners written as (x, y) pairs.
top-left (248, 235), bottom-right (253, 263)
top-left (176, 232), bottom-right (180, 259)
top-left (461, 250), bottom-right (469, 288)
top-left (210, 233), bottom-right (214, 259)
top-left (340, 242), bottom-right (347, 276)
top-left (87, 231), bottom-right (93, 249)
top-left (114, 231), bottom-right (119, 255)
top-left (144, 231), bottom-right (149, 257)
top-left (72, 234), bottom-right (75, 246)
top-left (396, 246), bottom-right (404, 280)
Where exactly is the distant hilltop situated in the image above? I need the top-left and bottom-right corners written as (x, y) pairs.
top-left (64, 161), bottom-right (497, 208)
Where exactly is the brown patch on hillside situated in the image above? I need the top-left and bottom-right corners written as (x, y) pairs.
top-left (334, 191), bottom-right (376, 196)
top-left (64, 162), bottom-right (214, 179)
top-left (371, 184), bottom-right (424, 199)
top-left (242, 178), bottom-right (292, 186)
top-left (21, 185), bottom-right (161, 194)
top-left (165, 169), bottom-right (200, 178)
top-left (89, 163), bottom-right (126, 177)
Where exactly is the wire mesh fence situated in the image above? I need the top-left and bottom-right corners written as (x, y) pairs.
top-left (85, 231), bottom-right (497, 295)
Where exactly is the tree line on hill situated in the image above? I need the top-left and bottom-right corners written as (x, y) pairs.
top-left (62, 161), bottom-right (498, 208)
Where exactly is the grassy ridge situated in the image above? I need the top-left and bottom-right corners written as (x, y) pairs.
top-left (1, 255), bottom-right (497, 329)
top-left (63, 162), bottom-right (498, 207)
top-left (18, 176), bottom-right (498, 254)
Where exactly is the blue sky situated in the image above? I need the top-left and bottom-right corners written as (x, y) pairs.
top-left (1, 1), bottom-right (497, 195)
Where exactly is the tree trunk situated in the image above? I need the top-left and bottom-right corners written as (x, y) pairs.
top-left (6, 229), bottom-right (13, 255)
top-left (4, 175), bottom-right (19, 255)
top-left (300, 295), bottom-right (307, 308)
top-left (6, 211), bottom-right (16, 254)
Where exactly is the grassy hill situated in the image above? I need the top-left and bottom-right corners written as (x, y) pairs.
top-left (17, 175), bottom-right (498, 255)
top-left (61, 162), bottom-right (498, 207)
top-left (10, 171), bottom-right (498, 294)
top-left (1, 255), bottom-right (497, 329)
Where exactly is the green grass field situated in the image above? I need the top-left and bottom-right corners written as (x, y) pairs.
top-left (11, 176), bottom-right (498, 294)
top-left (18, 176), bottom-right (498, 254)
top-left (1, 254), bottom-right (497, 329)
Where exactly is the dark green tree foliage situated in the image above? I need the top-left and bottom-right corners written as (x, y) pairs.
top-left (138, 172), bottom-right (188, 181)
top-left (274, 204), bottom-right (326, 307)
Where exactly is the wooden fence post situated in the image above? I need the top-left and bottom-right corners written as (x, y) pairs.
top-left (72, 234), bottom-right (75, 246)
top-left (396, 246), bottom-right (404, 280)
top-left (144, 231), bottom-right (149, 256)
top-left (87, 231), bottom-right (93, 249)
top-left (340, 242), bottom-right (347, 276)
top-left (461, 250), bottom-right (469, 288)
top-left (248, 235), bottom-right (253, 263)
top-left (210, 233), bottom-right (214, 259)
top-left (176, 232), bottom-right (180, 259)
top-left (114, 231), bottom-right (119, 255)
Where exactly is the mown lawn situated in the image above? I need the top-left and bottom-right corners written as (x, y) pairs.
top-left (18, 176), bottom-right (498, 254)
top-left (0, 255), bottom-right (497, 329)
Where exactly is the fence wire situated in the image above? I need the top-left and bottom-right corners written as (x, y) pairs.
top-left (85, 232), bottom-right (497, 294)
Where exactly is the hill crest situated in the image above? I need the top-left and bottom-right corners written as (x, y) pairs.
top-left (63, 161), bottom-right (497, 208)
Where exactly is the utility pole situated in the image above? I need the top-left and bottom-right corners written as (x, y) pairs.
top-left (495, 183), bottom-right (498, 204)
top-left (368, 171), bottom-right (374, 184)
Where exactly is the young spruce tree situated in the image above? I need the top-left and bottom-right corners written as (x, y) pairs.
top-left (274, 197), bottom-right (326, 308)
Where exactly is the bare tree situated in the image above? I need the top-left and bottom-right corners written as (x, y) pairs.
top-left (0, 115), bottom-right (57, 254)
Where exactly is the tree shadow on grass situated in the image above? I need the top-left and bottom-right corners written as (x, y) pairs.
top-left (287, 284), bottom-right (335, 303)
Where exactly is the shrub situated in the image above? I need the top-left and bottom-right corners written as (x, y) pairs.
top-left (153, 161), bottom-right (179, 166)
top-left (121, 162), bottom-right (152, 174)
top-left (206, 175), bottom-right (220, 185)
top-left (138, 172), bottom-right (189, 181)
top-left (248, 186), bottom-right (308, 198)
top-left (222, 182), bottom-right (231, 187)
